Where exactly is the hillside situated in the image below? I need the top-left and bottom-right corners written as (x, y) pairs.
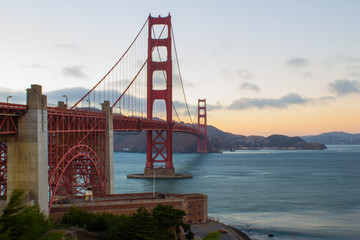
top-left (114, 125), bottom-right (327, 152)
top-left (301, 132), bottom-right (360, 145)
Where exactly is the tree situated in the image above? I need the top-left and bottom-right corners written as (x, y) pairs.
top-left (0, 189), bottom-right (61, 240)
top-left (61, 204), bottom-right (194, 240)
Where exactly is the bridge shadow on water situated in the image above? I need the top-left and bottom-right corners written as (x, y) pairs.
top-left (114, 152), bottom-right (210, 194)
top-left (144, 153), bottom-right (209, 193)
top-left (174, 153), bottom-right (208, 174)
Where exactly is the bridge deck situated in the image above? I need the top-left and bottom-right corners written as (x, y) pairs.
top-left (1, 104), bottom-right (204, 137)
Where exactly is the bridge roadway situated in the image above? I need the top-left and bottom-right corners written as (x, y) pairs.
top-left (1, 103), bottom-right (204, 137)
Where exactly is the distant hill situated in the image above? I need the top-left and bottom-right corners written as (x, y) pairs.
top-left (301, 132), bottom-right (360, 145)
top-left (114, 125), bottom-right (327, 152)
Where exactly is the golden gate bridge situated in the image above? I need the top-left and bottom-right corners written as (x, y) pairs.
top-left (0, 14), bottom-right (208, 214)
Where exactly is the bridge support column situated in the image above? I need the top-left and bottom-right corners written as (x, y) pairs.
top-left (102, 101), bottom-right (114, 194)
top-left (7, 84), bottom-right (49, 215)
top-left (197, 99), bottom-right (208, 153)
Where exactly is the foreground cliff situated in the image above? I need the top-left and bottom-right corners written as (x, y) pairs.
top-left (114, 125), bottom-right (326, 152)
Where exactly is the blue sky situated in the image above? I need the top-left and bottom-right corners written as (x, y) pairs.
top-left (1, 0), bottom-right (359, 135)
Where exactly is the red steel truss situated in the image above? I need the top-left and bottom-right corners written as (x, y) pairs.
top-left (146, 15), bottom-right (174, 171)
top-left (0, 103), bottom-right (27, 135)
top-left (0, 103), bottom-right (26, 197)
top-left (0, 141), bottom-right (7, 196)
top-left (197, 99), bottom-right (208, 153)
top-left (0, 104), bottom-right (205, 206)
top-left (47, 108), bottom-right (107, 209)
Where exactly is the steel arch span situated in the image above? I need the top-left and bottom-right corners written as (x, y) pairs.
top-left (49, 144), bottom-right (105, 209)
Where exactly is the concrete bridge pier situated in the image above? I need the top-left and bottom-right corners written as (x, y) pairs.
top-left (7, 84), bottom-right (49, 215)
top-left (102, 101), bottom-right (114, 194)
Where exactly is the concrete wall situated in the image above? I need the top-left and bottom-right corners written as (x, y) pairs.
top-left (7, 85), bottom-right (49, 215)
top-left (183, 194), bottom-right (208, 224)
top-left (50, 193), bottom-right (208, 223)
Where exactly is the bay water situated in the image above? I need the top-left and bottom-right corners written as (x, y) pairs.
top-left (113, 145), bottom-right (360, 240)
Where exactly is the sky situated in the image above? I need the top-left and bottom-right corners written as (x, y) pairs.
top-left (1, 0), bottom-right (359, 136)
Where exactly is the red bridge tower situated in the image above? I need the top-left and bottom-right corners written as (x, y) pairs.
top-left (145, 15), bottom-right (174, 176)
top-left (197, 99), bottom-right (208, 153)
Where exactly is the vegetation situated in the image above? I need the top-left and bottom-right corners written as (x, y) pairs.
top-left (61, 204), bottom-right (194, 240)
top-left (0, 190), bottom-right (194, 240)
top-left (0, 189), bottom-right (61, 240)
top-left (202, 231), bottom-right (220, 240)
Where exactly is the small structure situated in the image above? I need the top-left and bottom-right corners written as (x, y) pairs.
top-left (85, 186), bottom-right (93, 202)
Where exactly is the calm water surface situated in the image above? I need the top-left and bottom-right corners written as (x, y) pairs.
top-left (114, 145), bottom-right (360, 240)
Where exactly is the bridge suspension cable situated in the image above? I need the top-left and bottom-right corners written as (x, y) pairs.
top-left (171, 27), bottom-right (195, 127)
top-left (70, 15), bottom-right (197, 126)
top-left (111, 17), bottom-right (170, 120)
top-left (71, 17), bottom-right (149, 117)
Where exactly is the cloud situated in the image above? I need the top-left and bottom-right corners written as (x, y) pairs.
top-left (62, 66), bottom-right (88, 79)
top-left (324, 55), bottom-right (360, 68)
top-left (344, 66), bottom-right (360, 78)
top-left (318, 96), bottom-right (335, 104)
top-left (328, 79), bottom-right (360, 96)
top-left (228, 93), bottom-right (309, 110)
top-left (0, 89), bottom-right (26, 104)
top-left (45, 87), bottom-right (90, 105)
top-left (240, 82), bottom-right (260, 92)
top-left (173, 74), bottom-right (195, 88)
top-left (56, 44), bottom-right (80, 50)
top-left (287, 58), bottom-right (310, 67)
top-left (335, 55), bottom-right (360, 63)
top-left (207, 103), bottom-right (222, 111)
top-left (173, 100), bottom-right (222, 115)
top-left (221, 68), bottom-right (255, 80)
top-left (21, 64), bottom-right (47, 69)
top-left (303, 72), bottom-right (313, 78)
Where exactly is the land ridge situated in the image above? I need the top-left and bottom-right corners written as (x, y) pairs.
top-left (114, 125), bottom-right (337, 153)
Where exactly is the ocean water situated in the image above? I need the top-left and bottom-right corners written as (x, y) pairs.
top-left (113, 145), bottom-right (360, 240)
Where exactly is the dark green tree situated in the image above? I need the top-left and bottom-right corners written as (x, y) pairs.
top-left (0, 189), bottom-right (61, 240)
top-left (61, 207), bottom-right (118, 233)
top-left (152, 204), bottom-right (190, 239)
top-left (61, 204), bottom-right (194, 240)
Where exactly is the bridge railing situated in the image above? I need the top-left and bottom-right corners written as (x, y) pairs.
top-left (0, 103), bottom-right (27, 113)
top-left (113, 114), bottom-right (205, 137)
